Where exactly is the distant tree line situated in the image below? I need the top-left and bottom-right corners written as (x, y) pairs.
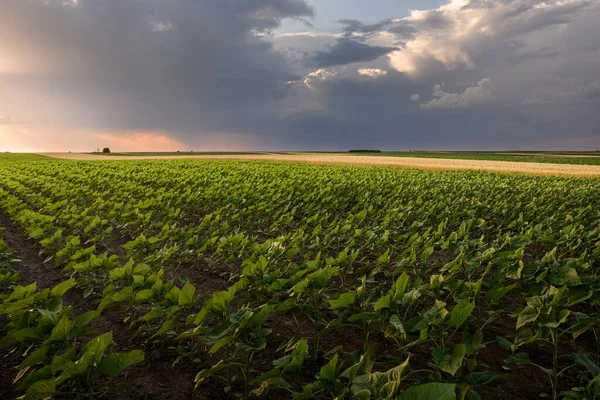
top-left (348, 149), bottom-right (382, 153)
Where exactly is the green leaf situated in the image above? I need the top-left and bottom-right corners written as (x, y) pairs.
top-left (150, 318), bottom-right (178, 339)
top-left (12, 328), bottom-right (44, 342)
top-left (195, 360), bottom-right (227, 388)
top-left (48, 316), bottom-right (76, 343)
top-left (178, 281), bottom-right (196, 307)
top-left (568, 288), bottom-right (593, 306)
top-left (374, 294), bottom-right (391, 311)
top-left (142, 306), bottom-right (165, 322)
top-left (80, 332), bottom-right (113, 365)
top-left (465, 371), bottom-right (503, 386)
top-left (421, 246), bottom-right (434, 263)
top-left (19, 346), bottom-right (49, 369)
top-left (38, 310), bottom-right (60, 328)
top-left (466, 389), bottom-right (481, 400)
top-left (572, 318), bottom-right (593, 339)
top-left (393, 272), bottom-right (409, 301)
top-left (329, 292), bottom-right (356, 310)
top-left (318, 354), bottom-right (340, 382)
top-left (279, 339), bottom-right (308, 374)
top-left (377, 248), bottom-right (390, 265)
top-left (97, 350), bottom-right (144, 378)
top-left (496, 336), bottom-right (512, 351)
top-left (73, 310), bottom-right (100, 328)
top-left (251, 377), bottom-right (293, 396)
top-left (399, 383), bottom-right (456, 400)
top-left (463, 330), bottom-right (483, 354)
top-left (446, 301), bottom-right (474, 329)
top-left (55, 352), bottom-right (95, 385)
top-left (49, 347), bottom-right (76, 375)
top-left (540, 309), bottom-right (571, 328)
top-left (341, 352), bottom-right (374, 381)
top-left (49, 279), bottom-right (76, 298)
top-left (165, 286), bottom-right (181, 305)
top-left (390, 314), bottom-right (406, 337)
top-left (134, 289), bottom-right (154, 303)
top-left (16, 365), bottom-right (52, 391)
top-left (516, 306), bottom-right (539, 329)
top-left (24, 379), bottom-right (56, 400)
top-left (433, 344), bottom-right (466, 376)
top-left (209, 335), bottom-right (235, 354)
top-left (485, 284), bottom-right (516, 301)
top-left (571, 350), bottom-right (600, 377)
top-left (319, 317), bottom-right (342, 337)
top-left (505, 352), bottom-right (531, 365)
top-left (347, 312), bottom-right (378, 323)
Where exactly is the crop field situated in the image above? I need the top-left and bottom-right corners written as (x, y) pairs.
top-left (344, 152), bottom-right (600, 166)
top-left (52, 151), bottom-right (600, 166)
top-left (88, 151), bottom-right (600, 166)
top-left (41, 152), bottom-right (600, 177)
top-left (2, 154), bottom-right (600, 400)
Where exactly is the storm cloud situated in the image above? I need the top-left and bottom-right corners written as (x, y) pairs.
top-left (1, 0), bottom-right (599, 151)
top-left (310, 39), bottom-right (396, 68)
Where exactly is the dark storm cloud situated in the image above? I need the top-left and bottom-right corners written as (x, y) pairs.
top-left (1, 0), bottom-right (599, 150)
top-left (310, 39), bottom-right (396, 68)
top-left (284, 0), bottom-right (600, 150)
top-left (585, 81), bottom-right (600, 99)
top-left (505, 47), bottom-right (561, 65)
top-left (507, 0), bottom-right (591, 35)
top-left (0, 0), bottom-right (313, 136)
top-left (505, 4), bottom-right (534, 17)
top-left (338, 18), bottom-right (394, 38)
top-left (387, 22), bottom-right (417, 40)
top-left (503, 40), bottom-right (527, 51)
top-left (273, 73), bottom-right (596, 151)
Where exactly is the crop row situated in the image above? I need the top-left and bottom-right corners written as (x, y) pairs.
top-left (1, 155), bottom-right (600, 399)
top-left (352, 152), bottom-right (600, 166)
top-left (0, 226), bottom-right (144, 399)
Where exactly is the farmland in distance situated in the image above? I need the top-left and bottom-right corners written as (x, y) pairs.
top-left (1, 153), bottom-right (600, 399)
top-left (42, 152), bottom-right (600, 177)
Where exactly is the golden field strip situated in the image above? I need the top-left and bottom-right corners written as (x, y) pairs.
top-left (42, 152), bottom-right (600, 177)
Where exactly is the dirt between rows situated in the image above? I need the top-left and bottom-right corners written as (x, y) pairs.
top-left (41, 153), bottom-right (600, 178)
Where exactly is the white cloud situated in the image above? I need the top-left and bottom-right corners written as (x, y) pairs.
top-left (304, 69), bottom-right (336, 88)
top-left (421, 78), bottom-right (494, 108)
top-left (388, 0), bottom-right (592, 76)
top-left (61, 0), bottom-right (78, 7)
top-left (357, 68), bottom-right (387, 77)
top-left (410, 93), bottom-right (421, 102)
top-left (150, 20), bottom-right (174, 32)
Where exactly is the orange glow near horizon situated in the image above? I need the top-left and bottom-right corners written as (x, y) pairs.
top-left (0, 126), bottom-right (258, 153)
top-left (0, 126), bottom-right (188, 153)
top-left (0, 126), bottom-right (55, 152)
top-left (93, 132), bottom-right (187, 152)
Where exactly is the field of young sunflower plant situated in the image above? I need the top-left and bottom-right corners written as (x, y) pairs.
top-left (1, 153), bottom-right (600, 400)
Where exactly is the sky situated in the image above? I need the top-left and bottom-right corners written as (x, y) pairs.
top-left (0, 0), bottom-right (599, 152)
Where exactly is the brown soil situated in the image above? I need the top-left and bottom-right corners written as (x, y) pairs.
top-left (0, 213), bottom-right (65, 289)
top-left (0, 213), bottom-right (66, 399)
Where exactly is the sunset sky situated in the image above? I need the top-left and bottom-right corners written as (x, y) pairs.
top-left (1, 0), bottom-right (599, 152)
